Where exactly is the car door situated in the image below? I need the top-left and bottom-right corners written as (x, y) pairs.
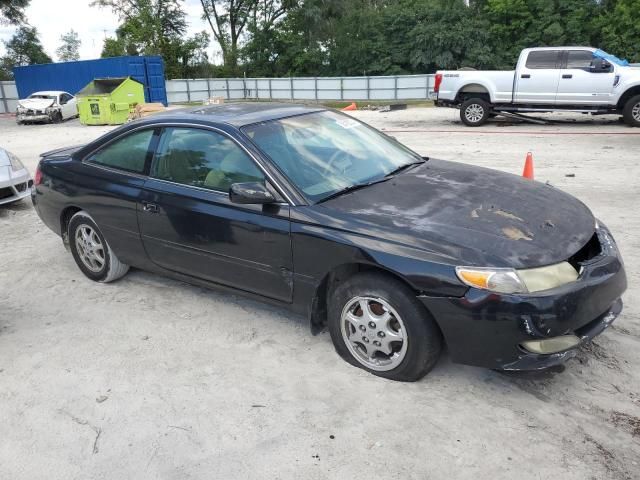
top-left (556, 50), bottom-right (617, 105)
top-left (515, 50), bottom-right (562, 104)
top-left (59, 93), bottom-right (77, 119)
top-left (80, 127), bottom-right (160, 265)
top-left (138, 126), bottom-right (293, 302)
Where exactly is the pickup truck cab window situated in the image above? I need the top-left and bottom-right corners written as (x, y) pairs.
top-left (151, 127), bottom-right (264, 192)
top-left (566, 50), bottom-right (595, 70)
top-left (86, 129), bottom-right (154, 174)
top-left (525, 50), bottom-right (562, 69)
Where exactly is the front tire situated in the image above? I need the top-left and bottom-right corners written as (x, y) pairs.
top-left (460, 98), bottom-right (491, 127)
top-left (622, 95), bottom-right (640, 127)
top-left (68, 211), bottom-right (129, 283)
top-left (328, 272), bottom-right (443, 382)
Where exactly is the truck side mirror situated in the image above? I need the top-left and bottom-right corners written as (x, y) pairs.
top-left (591, 58), bottom-right (612, 73)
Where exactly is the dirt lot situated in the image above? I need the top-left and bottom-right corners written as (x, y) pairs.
top-left (1, 108), bottom-right (639, 479)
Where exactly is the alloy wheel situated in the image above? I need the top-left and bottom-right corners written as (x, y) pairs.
top-left (75, 224), bottom-right (105, 273)
top-left (465, 104), bottom-right (485, 123)
top-left (340, 296), bottom-right (408, 371)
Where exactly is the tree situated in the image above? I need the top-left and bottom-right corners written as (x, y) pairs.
top-left (0, 25), bottom-right (51, 79)
top-left (0, 0), bottom-right (29, 25)
top-left (200, 0), bottom-right (258, 72)
top-left (599, 0), bottom-right (640, 63)
top-left (56, 29), bottom-right (81, 62)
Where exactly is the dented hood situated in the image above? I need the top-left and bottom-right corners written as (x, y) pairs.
top-left (319, 159), bottom-right (595, 269)
top-left (18, 98), bottom-right (56, 110)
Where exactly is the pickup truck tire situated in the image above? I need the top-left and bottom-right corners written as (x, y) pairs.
top-left (622, 95), bottom-right (640, 127)
top-left (68, 211), bottom-right (130, 283)
top-left (460, 98), bottom-right (491, 127)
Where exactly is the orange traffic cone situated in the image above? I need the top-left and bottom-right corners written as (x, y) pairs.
top-left (341, 102), bottom-right (357, 111)
top-left (522, 152), bottom-right (534, 180)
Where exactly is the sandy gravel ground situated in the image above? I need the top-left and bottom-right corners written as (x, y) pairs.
top-left (0, 108), bottom-right (639, 479)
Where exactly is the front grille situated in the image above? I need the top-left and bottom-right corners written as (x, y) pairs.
top-left (568, 232), bottom-right (602, 270)
top-left (0, 187), bottom-right (13, 200)
top-left (15, 182), bottom-right (27, 192)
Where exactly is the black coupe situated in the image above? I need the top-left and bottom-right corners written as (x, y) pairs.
top-left (32, 103), bottom-right (627, 381)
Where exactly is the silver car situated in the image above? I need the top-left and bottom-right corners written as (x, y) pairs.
top-left (0, 147), bottom-right (32, 205)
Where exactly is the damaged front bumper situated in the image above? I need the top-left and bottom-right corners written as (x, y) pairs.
top-left (16, 110), bottom-right (58, 123)
top-left (420, 223), bottom-right (627, 371)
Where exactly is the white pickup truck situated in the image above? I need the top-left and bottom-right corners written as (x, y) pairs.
top-left (434, 47), bottom-right (640, 127)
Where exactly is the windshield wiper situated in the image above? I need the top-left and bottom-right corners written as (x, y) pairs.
top-left (317, 177), bottom-right (390, 204)
top-left (385, 159), bottom-right (426, 178)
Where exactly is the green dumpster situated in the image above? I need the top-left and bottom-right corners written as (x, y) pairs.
top-left (77, 77), bottom-right (145, 125)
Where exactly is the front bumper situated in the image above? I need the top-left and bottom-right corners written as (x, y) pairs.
top-left (0, 168), bottom-right (32, 205)
top-left (17, 111), bottom-right (52, 122)
top-left (420, 224), bottom-right (627, 370)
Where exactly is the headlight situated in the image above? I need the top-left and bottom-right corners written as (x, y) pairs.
top-left (456, 262), bottom-right (579, 294)
top-left (7, 151), bottom-right (25, 172)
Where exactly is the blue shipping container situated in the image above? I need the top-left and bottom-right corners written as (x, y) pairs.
top-left (13, 56), bottom-right (167, 106)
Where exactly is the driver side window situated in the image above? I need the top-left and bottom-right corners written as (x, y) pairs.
top-left (151, 128), bottom-right (264, 192)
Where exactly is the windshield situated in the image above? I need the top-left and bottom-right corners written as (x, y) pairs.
top-left (242, 111), bottom-right (422, 202)
top-left (593, 49), bottom-right (629, 67)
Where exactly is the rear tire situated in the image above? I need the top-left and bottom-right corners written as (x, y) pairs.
top-left (328, 272), bottom-right (443, 382)
top-left (460, 98), bottom-right (491, 127)
top-left (68, 211), bottom-right (129, 283)
top-left (622, 95), bottom-right (640, 127)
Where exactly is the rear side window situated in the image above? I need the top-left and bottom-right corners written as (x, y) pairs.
top-left (566, 50), bottom-right (595, 69)
top-left (87, 129), bottom-right (154, 174)
top-left (151, 128), bottom-right (264, 192)
top-left (525, 50), bottom-right (561, 69)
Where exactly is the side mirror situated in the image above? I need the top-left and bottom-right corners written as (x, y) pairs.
top-left (229, 182), bottom-right (276, 204)
top-left (591, 58), bottom-right (611, 73)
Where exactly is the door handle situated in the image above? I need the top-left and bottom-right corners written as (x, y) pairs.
top-left (142, 202), bottom-right (158, 213)
top-left (562, 74), bottom-right (573, 79)
top-left (521, 74), bottom-right (531, 79)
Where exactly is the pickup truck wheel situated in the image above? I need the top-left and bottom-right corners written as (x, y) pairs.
top-left (328, 272), bottom-right (443, 382)
top-left (68, 211), bottom-right (129, 283)
top-left (622, 95), bottom-right (640, 127)
top-left (460, 98), bottom-right (491, 127)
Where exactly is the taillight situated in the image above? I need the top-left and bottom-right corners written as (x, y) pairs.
top-left (434, 73), bottom-right (443, 94)
top-left (34, 165), bottom-right (43, 185)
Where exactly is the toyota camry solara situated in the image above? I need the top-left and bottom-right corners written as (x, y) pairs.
top-left (32, 103), bottom-right (627, 381)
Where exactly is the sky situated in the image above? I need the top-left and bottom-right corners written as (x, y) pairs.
top-left (0, 0), bottom-right (221, 62)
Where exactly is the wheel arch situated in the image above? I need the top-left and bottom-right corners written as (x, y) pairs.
top-left (455, 83), bottom-right (492, 103)
top-left (617, 85), bottom-right (640, 110)
top-left (60, 205), bottom-right (84, 248)
top-left (309, 262), bottom-right (433, 334)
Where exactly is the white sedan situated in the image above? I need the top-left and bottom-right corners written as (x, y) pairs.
top-left (0, 147), bottom-right (32, 205)
top-left (16, 91), bottom-right (78, 124)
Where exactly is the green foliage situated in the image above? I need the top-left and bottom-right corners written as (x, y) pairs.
top-left (56, 29), bottom-right (81, 62)
top-left (0, 0), bottom-right (29, 25)
top-left (97, 0), bottom-right (212, 78)
top-left (599, 0), bottom-right (640, 63)
top-left (0, 25), bottom-right (51, 79)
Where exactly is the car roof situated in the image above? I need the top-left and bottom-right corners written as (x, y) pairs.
top-left (148, 102), bottom-right (327, 127)
top-left (29, 91), bottom-right (66, 96)
top-left (524, 46), bottom-right (596, 52)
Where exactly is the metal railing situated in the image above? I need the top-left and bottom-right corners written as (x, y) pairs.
top-left (165, 75), bottom-right (436, 104)
top-left (0, 81), bottom-right (19, 114)
top-left (0, 74), bottom-right (436, 113)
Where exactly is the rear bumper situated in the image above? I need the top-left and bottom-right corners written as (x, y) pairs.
top-left (420, 224), bottom-right (627, 370)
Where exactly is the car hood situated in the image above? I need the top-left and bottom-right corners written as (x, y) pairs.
top-left (0, 148), bottom-right (11, 167)
top-left (18, 98), bottom-right (56, 110)
top-left (317, 159), bottom-right (595, 269)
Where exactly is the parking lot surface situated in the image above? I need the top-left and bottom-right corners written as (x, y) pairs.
top-left (1, 108), bottom-right (639, 479)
